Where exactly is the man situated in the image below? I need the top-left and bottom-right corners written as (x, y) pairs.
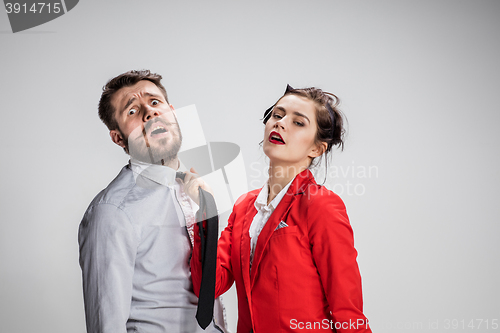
top-left (79, 70), bottom-right (226, 333)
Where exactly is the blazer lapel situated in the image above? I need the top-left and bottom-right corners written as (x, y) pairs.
top-left (240, 196), bottom-right (257, 300)
top-left (250, 170), bottom-right (314, 287)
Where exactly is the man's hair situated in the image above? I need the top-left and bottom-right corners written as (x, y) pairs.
top-left (98, 70), bottom-right (169, 130)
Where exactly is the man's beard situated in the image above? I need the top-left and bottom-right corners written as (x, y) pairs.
top-left (121, 116), bottom-right (183, 165)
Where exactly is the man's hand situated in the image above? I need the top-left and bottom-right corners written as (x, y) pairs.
top-left (179, 168), bottom-right (214, 205)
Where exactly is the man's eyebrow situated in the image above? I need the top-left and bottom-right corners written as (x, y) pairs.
top-left (121, 93), bottom-right (163, 113)
top-left (122, 97), bottom-right (136, 113)
top-left (144, 92), bottom-right (162, 99)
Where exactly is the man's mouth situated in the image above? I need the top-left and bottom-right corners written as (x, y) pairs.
top-left (145, 118), bottom-right (171, 138)
top-left (150, 125), bottom-right (168, 137)
top-left (269, 131), bottom-right (285, 145)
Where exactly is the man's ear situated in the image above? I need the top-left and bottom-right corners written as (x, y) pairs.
top-left (110, 129), bottom-right (126, 149)
top-left (308, 141), bottom-right (328, 159)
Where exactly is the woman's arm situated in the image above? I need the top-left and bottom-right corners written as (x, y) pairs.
top-left (307, 192), bottom-right (372, 333)
top-left (181, 168), bottom-right (235, 297)
top-left (191, 209), bottom-right (236, 298)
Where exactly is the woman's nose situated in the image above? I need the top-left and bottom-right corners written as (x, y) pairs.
top-left (274, 117), bottom-right (286, 129)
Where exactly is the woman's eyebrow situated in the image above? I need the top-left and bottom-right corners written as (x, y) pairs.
top-left (274, 106), bottom-right (310, 123)
top-left (293, 111), bottom-right (310, 123)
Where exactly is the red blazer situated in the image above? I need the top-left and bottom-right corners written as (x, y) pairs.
top-left (192, 169), bottom-right (371, 333)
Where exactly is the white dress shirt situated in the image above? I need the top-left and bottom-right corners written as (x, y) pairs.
top-left (79, 159), bottom-right (226, 333)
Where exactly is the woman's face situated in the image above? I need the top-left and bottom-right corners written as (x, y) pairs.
top-left (263, 94), bottom-right (324, 170)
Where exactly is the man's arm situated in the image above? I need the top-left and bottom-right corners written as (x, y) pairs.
top-left (78, 203), bottom-right (138, 333)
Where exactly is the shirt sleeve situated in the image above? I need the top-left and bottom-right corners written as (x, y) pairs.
top-left (78, 203), bottom-right (139, 333)
top-left (307, 193), bottom-right (372, 333)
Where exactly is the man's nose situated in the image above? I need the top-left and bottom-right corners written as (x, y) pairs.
top-left (143, 104), bottom-right (161, 122)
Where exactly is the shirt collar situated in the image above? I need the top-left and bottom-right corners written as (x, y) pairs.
top-left (254, 176), bottom-right (295, 211)
top-left (129, 158), bottom-right (179, 187)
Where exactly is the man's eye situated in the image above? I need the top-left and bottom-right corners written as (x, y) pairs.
top-left (273, 113), bottom-right (283, 119)
top-left (151, 100), bottom-right (159, 106)
top-left (128, 108), bottom-right (137, 116)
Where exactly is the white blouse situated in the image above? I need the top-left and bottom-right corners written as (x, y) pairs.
top-left (249, 178), bottom-right (294, 267)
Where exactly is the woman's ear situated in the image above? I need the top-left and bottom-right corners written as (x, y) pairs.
top-left (308, 141), bottom-right (327, 159)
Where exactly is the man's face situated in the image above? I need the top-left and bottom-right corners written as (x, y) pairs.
top-left (109, 80), bottom-right (182, 165)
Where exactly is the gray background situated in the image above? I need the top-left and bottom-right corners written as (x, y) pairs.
top-left (1, 1), bottom-right (499, 332)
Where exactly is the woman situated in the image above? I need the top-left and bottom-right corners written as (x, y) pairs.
top-left (187, 85), bottom-right (371, 333)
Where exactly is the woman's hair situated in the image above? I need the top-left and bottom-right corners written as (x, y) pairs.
top-left (263, 85), bottom-right (346, 167)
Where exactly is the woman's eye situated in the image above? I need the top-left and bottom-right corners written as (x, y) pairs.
top-left (128, 108), bottom-right (137, 116)
top-left (273, 113), bottom-right (283, 119)
top-left (294, 121), bottom-right (304, 127)
top-left (151, 100), bottom-right (159, 106)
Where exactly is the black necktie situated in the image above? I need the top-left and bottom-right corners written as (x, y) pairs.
top-left (175, 172), bottom-right (218, 329)
top-left (195, 187), bottom-right (219, 329)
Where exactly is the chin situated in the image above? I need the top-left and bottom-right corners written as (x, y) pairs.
top-left (127, 140), bottom-right (180, 165)
top-left (262, 145), bottom-right (275, 159)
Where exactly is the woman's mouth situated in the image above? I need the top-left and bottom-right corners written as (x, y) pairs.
top-left (269, 131), bottom-right (285, 145)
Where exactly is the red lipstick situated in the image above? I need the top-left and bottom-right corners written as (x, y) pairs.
top-left (269, 131), bottom-right (285, 145)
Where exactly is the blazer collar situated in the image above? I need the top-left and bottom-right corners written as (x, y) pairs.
top-left (285, 168), bottom-right (316, 196)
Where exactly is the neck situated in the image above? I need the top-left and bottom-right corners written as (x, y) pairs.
top-left (267, 162), bottom-right (308, 205)
top-left (160, 157), bottom-right (180, 170)
top-left (131, 156), bottom-right (180, 170)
